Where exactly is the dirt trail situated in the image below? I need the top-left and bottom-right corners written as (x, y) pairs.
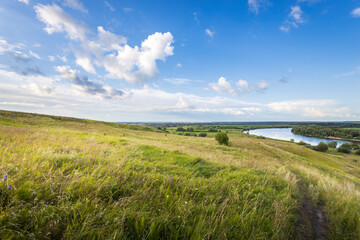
top-left (296, 175), bottom-right (328, 240)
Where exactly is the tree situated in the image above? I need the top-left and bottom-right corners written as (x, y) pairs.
top-left (215, 132), bottom-right (229, 145)
top-left (328, 141), bottom-right (337, 148)
top-left (315, 142), bottom-right (328, 152)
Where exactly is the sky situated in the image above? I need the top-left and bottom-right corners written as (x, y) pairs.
top-left (0, 0), bottom-right (359, 122)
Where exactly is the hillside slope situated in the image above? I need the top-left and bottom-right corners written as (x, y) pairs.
top-left (0, 110), bottom-right (359, 239)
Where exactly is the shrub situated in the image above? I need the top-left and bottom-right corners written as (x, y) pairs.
top-left (339, 143), bottom-right (352, 150)
top-left (328, 141), bottom-right (338, 148)
top-left (338, 146), bottom-right (351, 154)
top-left (198, 133), bottom-right (207, 137)
top-left (315, 142), bottom-right (328, 152)
top-left (351, 143), bottom-right (359, 150)
top-left (298, 141), bottom-right (306, 145)
top-left (214, 132), bottom-right (229, 145)
top-left (355, 149), bottom-right (360, 155)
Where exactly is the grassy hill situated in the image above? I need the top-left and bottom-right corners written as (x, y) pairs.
top-left (0, 110), bottom-right (359, 239)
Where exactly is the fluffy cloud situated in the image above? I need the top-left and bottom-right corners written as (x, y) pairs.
top-left (62, 0), bottom-right (88, 13)
top-left (210, 78), bottom-right (266, 96)
top-left (34, 4), bottom-right (88, 41)
top-left (351, 8), bottom-right (360, 18)
top-left (35, 4), bottom-right (174, 86)
top-left (54, 65), bottom-right (124, 99)
top-left (237, 79), bottom-right (250, 94)
top-left (205, 29), bottom-right (215, 38)
top-left (210, 77), bottom-right (237, 95)
top-left (84, 29), bottom-right (174, 85)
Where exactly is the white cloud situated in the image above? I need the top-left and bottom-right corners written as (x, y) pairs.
top-left (0, 102), bottom-right (45, 108)
top-left (280, 5), bottom-right (305, 33)
top-left (74, 50), bottom-right (96, 74)
top-left (267, 99), bottom-right (353, 118)
top-left (351, 8), bottom-right (360, 18)
top-left (248, 0), bottom-right (269, 14)
top-left (205, 29), bottom-right (215, 38)
top-left (257, 80), bottom-right (269, 91)
top-left (57, 55), bottom-right (67, 62)
top-left (210, 77), bottom-right (237, 95)
top-left (34, 4), bottom-right (88, 41)
top-left (289, 6), bottom-right (303, 23)
top-left (105, 1), bottom-right (115, 11)
top-left (49, 55), bottom-right (55, 62)
top-left (29, 50), bottom-right (41, 59)
top-left (35, 5), bottom-right (174, 85)
top-left (176, 63), bottom-right (182, 68)
top-left (237, 79), bottom-right (250, 94)
top-left (164, 78), bottom-right (191, 85)
top-left (85, 29), bottom-right (174, 85)
top-left (62, 0), bottom-right (88, 13)
top-left (18, 0), bottom-right (29, 5)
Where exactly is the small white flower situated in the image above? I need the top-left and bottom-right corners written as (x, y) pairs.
top-left (185, 201), bottom-right (188, 204)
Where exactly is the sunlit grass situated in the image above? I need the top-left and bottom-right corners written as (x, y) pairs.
top-left (1, 110), bottom-right (360, 239)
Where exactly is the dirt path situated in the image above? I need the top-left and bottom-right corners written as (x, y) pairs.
top-left (296, 175), bottom-right (328, 240)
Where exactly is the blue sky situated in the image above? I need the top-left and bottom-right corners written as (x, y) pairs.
top-left (0, 0), bottom-right (359, 122)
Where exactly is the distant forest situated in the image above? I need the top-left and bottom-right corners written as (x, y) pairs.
top-left (291, 125), bottom-right (360, 140)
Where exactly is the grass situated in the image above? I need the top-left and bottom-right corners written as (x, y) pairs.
top-left (1, 110), bottom-right (360, 239)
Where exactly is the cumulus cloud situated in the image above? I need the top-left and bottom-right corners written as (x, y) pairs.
top-left (210, 77), bottom-right (237, 95)
top-left (62, 0), bottom-right (88, 13)
top-left (205, 29), bottom-right (215, 38)
top-left (35, 5), bottom-right (174, 86)
top-left (248, 0), bottom-right (270, 14)
top-left (351, 8), bottom-right (360, 18)
top-left (84, 29), bottom-right (174, 85)
top-left (34, 4), bottom-right (88, 41)
top-left (237, 79), bottom-right (251, 94)
top-left (54, 65), bottom-right (124, 99)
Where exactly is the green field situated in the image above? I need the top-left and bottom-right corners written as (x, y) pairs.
top-left (1, 110), bottom-right (360, 239)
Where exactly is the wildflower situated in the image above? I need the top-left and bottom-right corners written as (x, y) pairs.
top-left (3, 174), bottom-right (8, 181)
top-left (96, 214), bottom-right (100, 217)
top-left (7, 184), bottom-right (12, 189)
top-left (185, 201), bottom-right (188, 204)
top-left (44, 204), bottom-right (48, 207)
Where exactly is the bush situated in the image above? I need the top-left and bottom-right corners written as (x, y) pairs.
top-left (339, 143), bottom-right (352, 150)
top-left (214, 132), bottom-right (229, 145)
top-left (198, 133), bottom-right (207, 137)
top-left (328, 141), bottom-right (338, 148)
top-left (338, 146), bottom-right (351, 154)
top-left (315, 142), bottom-right (328, 152)
top-left (298, 141), bottom-right (306, 145)
top-left (351, 143), bottom-right (359, 150)
top-left (355, 149), bottom-right (360, 155)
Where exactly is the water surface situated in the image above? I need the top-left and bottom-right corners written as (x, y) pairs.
top-left (248, 128), bottom-right (350, 146)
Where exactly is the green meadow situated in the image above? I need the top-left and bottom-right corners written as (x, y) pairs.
top-left (1, 110), bottom-right (360, 239)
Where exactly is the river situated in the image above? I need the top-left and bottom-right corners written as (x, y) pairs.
top-left (248, 128), bottom-right (350, 147)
